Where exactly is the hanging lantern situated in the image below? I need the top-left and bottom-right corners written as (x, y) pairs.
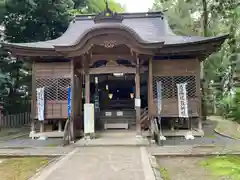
top-left (95, 77), bottom-right (98, 84)
top-left (113, 73), bottom-right (124, 77)
top-left (108, 93), bottom-right (113, 99)
top-left (106, 84), bottom-right (109, 90)
top-left (130, 92), bottom-right (134, 99)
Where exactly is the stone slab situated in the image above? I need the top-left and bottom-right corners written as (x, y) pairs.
top-left (75, 130), bottom-right (150, 147)
top-left (33, 147), bottom-right (154, 180)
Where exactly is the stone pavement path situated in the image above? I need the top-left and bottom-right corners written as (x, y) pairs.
top-left (33, 147), bottom-right (154, 180)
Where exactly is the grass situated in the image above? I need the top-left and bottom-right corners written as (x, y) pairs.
top-left (0, 128), bottom-right (29, 141)
top-left (206, 134), bottom-right (216, 139)
top-left (159, 167), bottom-right (170, 180)
top-left (0, 157), bottom-right (50, 180)
top-left (200, 155), bottom-right (240, 180)
top-left (0, 128), bottom-right (23, 137)
top-left (47, 143), bottom-right (58, 147)
top-left (208, 116), bottom-right (240, 139)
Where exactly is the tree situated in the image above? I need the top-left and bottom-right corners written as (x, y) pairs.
top-left (0, 0), bottom-right (6, 23)
top-left (71, 0), bottom-right (125, 15)
top-left (4, 0), bottom-right (74, 43)
top-left (0, 0), bottom-right (124, 113)
top-left (73, 0), bottom-right (87, 9)
top-left (1, 0), bottom-right (75, 113)
top-left (151, 0), bottom-right (240, 118)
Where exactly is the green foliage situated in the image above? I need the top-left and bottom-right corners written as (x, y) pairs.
top-left (200, 155), bottom-right (240, 180)
top-left (4, 0), bottom-right (74, 43)
top-left (0, 0), bottom-right (124, 114)
top-left (151, 0), bottom-right (202, 36)
top-left (72, 0), bottom-right (87, 9)
top-left (0, 0), bottom-right (6, 23)
top-left (70, 0), bottom-right (124, 15)
top-left (151, 0), bottom-right (240, 122)
top-left (159, 167), bottom-right (170, 180)
top-left (227, 88), bottom-right (240, 123)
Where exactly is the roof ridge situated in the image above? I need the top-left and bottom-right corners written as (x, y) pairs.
top-left (75, 11), bottom-right (164, 21)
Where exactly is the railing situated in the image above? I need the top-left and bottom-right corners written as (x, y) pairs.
top-left (150, 117), bottom-right (159, 135)
top-left (0, 112), bottom-right (31, 129)
top-left (63, 117), bottom-right (71, 146)
top-left (140, 107), bottom-right (149, 130)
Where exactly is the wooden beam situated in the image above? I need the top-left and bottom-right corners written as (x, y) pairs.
top-left (90, 54), bottom-right (134, 62)
top-left (85, 66), bottom-right (147, 75)
top-left (10, 48), bottom-right (60, 57)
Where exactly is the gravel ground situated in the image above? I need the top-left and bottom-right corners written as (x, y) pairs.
top-left (159, 120), bottom-right (240, 146)
top-left (156, 156), bottom-right (214, 180)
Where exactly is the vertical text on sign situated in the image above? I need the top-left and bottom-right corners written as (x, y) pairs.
top-left (36, 87), bottom-right (45, 121)
top-left (177, 83), bottom-right (188, 118)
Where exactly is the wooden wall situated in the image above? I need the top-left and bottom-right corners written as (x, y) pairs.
top-left (34, 61), bottom-right (72, 119)
top-left (151, 59), bottom-right (201, 117)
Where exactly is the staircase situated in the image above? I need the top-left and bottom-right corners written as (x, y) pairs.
top-left (100, 109), bottom-right (136, 130)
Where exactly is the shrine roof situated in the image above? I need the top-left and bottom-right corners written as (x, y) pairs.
top-left (2, 10), bottom-right (227, 57)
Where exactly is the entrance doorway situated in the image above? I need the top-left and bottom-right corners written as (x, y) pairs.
top-left (92, 73), bottom-right (136, 130)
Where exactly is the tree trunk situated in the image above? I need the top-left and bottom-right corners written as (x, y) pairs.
top-left (202, 0), bottom-right (208, 37)
top-left (201, 0), bottom-right (208, 120)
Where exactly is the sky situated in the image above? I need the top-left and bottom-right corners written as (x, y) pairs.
top-left (115, 0), bottom-right (154, 12)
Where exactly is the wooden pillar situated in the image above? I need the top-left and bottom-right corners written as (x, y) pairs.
top-left (30, 60), bottom-right (36, 136)
top-left (70, 59), bottom-right (76, 140)
top-left (40, 121), bottom-right (44, 133)
top-left (58, 120), bottom-right (62, 132)
top-left (75, 76), bottom-right (80, 116)
top-left (79, 74), bottom-right (83, 129)
top-left (148, 57), bottom-right (153, 116)
top-left (135, 56), bottom-right (141, 135)
top-left (196, 59), bottom-right (203, 131)
top-left (74, 75), bottom-right (79, 117)
top-left (84, 55), bottom-right (90, 104)
top-left (79, 74), bottom-right (83, 114)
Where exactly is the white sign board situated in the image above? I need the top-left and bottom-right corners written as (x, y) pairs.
top-left (105, 112), bottom-right (112, 116)
top-left (135, 98), bottom-right (141, 107)
top-left (116, 111), bottom-right (123, 116)
top-left (177, 83), bottom-right (189, 118)
top-left (84, 103), bottom-right (95, 134)
top-left (36, 87), bottom-right (44, 121)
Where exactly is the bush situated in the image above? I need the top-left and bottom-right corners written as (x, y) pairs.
top-left (228, 88), bottom-right (240, 123)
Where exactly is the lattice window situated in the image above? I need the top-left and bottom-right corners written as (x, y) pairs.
top-left (57, 78), bottom-right (71, 100)
top-left (153, 75), bottom-right (197, 99)
top-left (36, 78), bottom-right (71, 100)
top-left (173, 76), bottom-right (196, 98)
top-left (153, 76), bottom-right (173, 98)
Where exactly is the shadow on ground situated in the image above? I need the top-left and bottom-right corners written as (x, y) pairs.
top-left (159, 120), bottom-right (240, 146)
